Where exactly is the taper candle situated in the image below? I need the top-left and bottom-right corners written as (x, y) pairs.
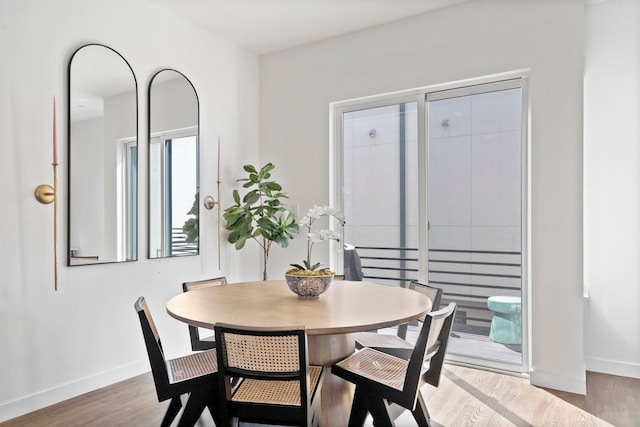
top-left (217, 135), bottom-right (221, 183)
top-left (53, 96), bottom-right (57, 164)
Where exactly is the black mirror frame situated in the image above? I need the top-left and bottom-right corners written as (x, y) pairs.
top-left (147, 68), bottom-right (200, 260)
top-left (67, 43), bottom-right (139, 266)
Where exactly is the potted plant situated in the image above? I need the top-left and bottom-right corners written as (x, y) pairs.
top-left (285, 205), bottom-right (345, 298)
top-left (223, 163), bottom-right (299, 280)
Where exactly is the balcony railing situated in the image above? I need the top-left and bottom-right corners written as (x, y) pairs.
top-left (355, 246), bottom-right (522, 332)
top-left (171, 227), bottom-right (198, 256)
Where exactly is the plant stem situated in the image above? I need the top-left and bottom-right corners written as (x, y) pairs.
top-left (263, 237), bottom-right (270, 280)
top-left (306, 224), bottom-right (312, 268)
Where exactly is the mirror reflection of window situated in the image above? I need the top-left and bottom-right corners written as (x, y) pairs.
top-left (125, 140), bottom-right (138, 260)
top-left (148, 69), bottom-right (199, 259)
top-left (149, 132), bottom-right (199, 257)
top-left (68, 44), bottom-right (138, 266)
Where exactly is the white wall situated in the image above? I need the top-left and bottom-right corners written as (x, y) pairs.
top-left (0, 0), bottom-right (261, 421)
top-left (584, 0), bottom-right (640, 379)
top-left (261, 0), bottom-right (586, 393)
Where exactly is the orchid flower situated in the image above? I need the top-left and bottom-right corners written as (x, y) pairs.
top-left (290, 205), bottom-right (345, 272)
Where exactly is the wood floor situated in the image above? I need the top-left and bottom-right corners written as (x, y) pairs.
top-left (2, 364), bottom-right (638, 427)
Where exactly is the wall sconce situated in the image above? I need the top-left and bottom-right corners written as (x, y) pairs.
top-left (35, 163), bottom-right (58, 291)
top-left (34, 183), bottom-right (55, 204)
top-left (36, 96), bottom-right (59, 290)
top-left (203, 195), bottom-right (218, 210)
top-left (369, 129), bottom-right (377, 138)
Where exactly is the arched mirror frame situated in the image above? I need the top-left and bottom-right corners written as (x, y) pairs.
top-left (147, 69), bottom-right (200, 259)
top-left (67, 43), bottom-right (139, 266)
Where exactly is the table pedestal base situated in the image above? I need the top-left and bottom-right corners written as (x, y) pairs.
top-left (308, 333), bottom-right (356, 426)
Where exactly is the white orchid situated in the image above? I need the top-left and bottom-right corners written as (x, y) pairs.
top-left (291, 205), bottom-right (345, 272)
top-left (298, 216), bottom-right (311, 227)
top-left (309, 229), bottom-right (342, 243)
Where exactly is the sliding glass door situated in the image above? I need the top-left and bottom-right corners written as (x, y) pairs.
top-left (339, 101), bottom-right (420, 287)
top-left (334, 77), bottom-right (528, 374)
top-left (427, 80), bottom-right (527, 372)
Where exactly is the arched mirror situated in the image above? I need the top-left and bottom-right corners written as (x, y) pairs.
top-left (68, 44), bottom-right (138, 266)
top-left (148, 69), bottom-right (199, 258)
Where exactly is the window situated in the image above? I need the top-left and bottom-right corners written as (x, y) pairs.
top-left (149, 128), bottom-right (199, 258)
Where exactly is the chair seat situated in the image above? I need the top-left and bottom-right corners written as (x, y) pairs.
top-left (335, 348), bottom-right (408, 391)
top-left (355, 331), bottom-right (413, 351)
top-left (232, 365), bottom-right (324, 406)
top-left (168, 349), bottom-right (217, 383)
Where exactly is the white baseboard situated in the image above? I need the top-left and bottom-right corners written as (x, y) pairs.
top-left (0, 360), bottom-right (150, 423)
top-left (529, 368), bottom-right (587, 394)
top-left (585, 356), bottom-right (640, 379)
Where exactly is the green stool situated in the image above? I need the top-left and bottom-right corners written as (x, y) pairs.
top-left (487, 296), bottom-right (521, 345)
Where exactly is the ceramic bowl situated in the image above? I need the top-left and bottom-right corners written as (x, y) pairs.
top-left (284, 273), bottom-right (333, 299)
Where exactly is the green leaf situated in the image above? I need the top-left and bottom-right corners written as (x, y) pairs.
top-left (243, 190), bottom-right (260, 205)
top-left (261, 181), bottom-right (282, 192)
top-left (243, 164), bottom-right (257, 173)
top-left (234, 236), bottom-right (248, 250)
top-left (258, 163), bottom-right (275, 179)
top-left (273, 234), bottom-right (289, 247)
top-left (257, 217), bottom-right (276, 230)
top-left (227, 229), bottom-right (241, 243)
top-left (233, 189), bottom-right (240, 205)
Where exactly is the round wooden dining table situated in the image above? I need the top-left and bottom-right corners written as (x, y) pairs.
top-left (166, 279), bottom-right (431, 426)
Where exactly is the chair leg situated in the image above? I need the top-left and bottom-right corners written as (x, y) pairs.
top-left (348, 387), bottom-right (370, 427)
top-left (177, 391), bottom-right (208, 427)
top-left (206, 391), bottom-right (225, 427)
top-left (367, 396), bottom-right (395, 427)
top-left (411, 392), bottom-right (432, 427)
top-left (161, 396), bottom-right (183, 427)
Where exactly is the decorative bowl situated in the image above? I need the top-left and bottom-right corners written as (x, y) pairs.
top-left (285, 273), bottom-right (334, 299)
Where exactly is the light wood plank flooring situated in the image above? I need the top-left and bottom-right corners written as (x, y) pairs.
top-left (1, 364), bottom-right (638, 426)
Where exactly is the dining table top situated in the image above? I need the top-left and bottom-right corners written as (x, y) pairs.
top-left (166, 279), bottom-right (432, 336)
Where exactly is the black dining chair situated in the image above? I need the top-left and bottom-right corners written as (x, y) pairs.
top-left (354, 281), bottom-right (443, 359)
top-left (134, 297), bottom-right (221, 427)
top-left (214, 323), bottom-right (325, 426)
top-left (182, 276), bottom-right (227, 351)
top-left (332, 302), bottom-right (456, 427)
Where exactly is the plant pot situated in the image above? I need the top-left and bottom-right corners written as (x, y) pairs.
top-left (285, 273), bottom-right (334, 299)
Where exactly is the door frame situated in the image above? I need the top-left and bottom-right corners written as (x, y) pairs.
top-left (330, 70), bottom-right (530, 375)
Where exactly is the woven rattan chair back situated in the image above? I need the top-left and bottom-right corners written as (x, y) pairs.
top-left (408, 302), bottom-right (455, 390)
top-left (182, 276), bottom-right (227, 351)
top-left (394, 282), bottom-right (443, 341)
top-left (410, 281), bottom-right (443, 316)
top-left (183, 276), bottom-right (227, 292)
top-left (214, 323), bottom-right (324, 426)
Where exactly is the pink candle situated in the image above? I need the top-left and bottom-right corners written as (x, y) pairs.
top-left (217, 136), bottom-right (221, 183)
top-left (53, 96), bottom-right (58, 164)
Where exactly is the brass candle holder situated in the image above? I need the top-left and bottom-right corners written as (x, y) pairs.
top-left (203, 179), bottom-right (222, 269)
top-left (35, 163), bottom-right (58, 291)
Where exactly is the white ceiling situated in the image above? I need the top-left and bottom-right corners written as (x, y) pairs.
top-left (146, 0), bottom-right (469, 54)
